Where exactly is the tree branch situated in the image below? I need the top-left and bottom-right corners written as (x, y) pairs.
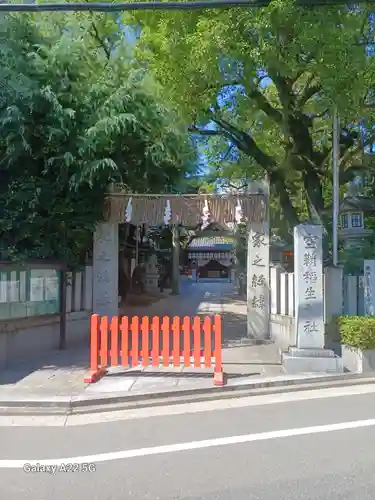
top-left (90, 22), bottom-right (111, 61)
top-left (298, 81), bottom-right (321, 107)
top-left (339, 132), bottom-right (375, 168)
top-left (213, 117), bottom-right (279, 173)
top-left (224, 181), bottom-right (248, 191)
top-left (188, 125), bottom-right (221, 136)
top-left (268, 71), bottom-right (295, 112)
top-left (310, 108), bottom-right (329, 120)
top-left (189, 117), bottom-right (299, 225)
top-left (222, 143), bottom-right (236, 162)
top-left (248, 87), bottom-right (283, 124)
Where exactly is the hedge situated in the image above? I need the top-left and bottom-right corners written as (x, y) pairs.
top-left (338, 315), bottom-right (375, 351)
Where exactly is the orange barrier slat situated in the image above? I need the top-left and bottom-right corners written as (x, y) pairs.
top-left (100, 316), bottom-right (109, 367)
top-left (86, 313), bottom-right (225, 386)
top-left (131, 316), bottom-right (139, 367)
top-left (202, 316), bottom-right (212, 368)
top-left (162, 317), bottom-right (170, 367)
top-left (193, 316), bottom-right (201, 368)
top-left (110, 316), bottom-right (119, 366)
top-left (90, 314), bottom-right (100, 372)
top-left (214, 314), bottom-right (222, 372)
top-left (141, 316), bottom-right (149, 368)
top-left (182, 316), bottom-right (191, 367)
top-left (126, 349), bottom-right (203, 357)
top-left (151, 317), bottom-right (160, 367)
top-left (172, 316), bottom-right (181, 367)
top-left (120, 316), bottom-right (129, 367)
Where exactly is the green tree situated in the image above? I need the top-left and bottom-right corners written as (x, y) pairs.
top-left (126, 1), bottom-right (375, 229)
top-left (0, 13), bottom-right (195, 263)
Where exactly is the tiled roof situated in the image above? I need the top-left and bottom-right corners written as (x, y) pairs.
top-left (187, 236), bottom-right (233, 251)
top-left (340, 196), bottom-right (375, 213)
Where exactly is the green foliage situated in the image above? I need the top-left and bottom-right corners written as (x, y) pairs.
top-left (125, 1), bottom-right (375, 229)
top-left (0, 13), bottom-right (195, 264)
top-left (338, 315), bottom-right (375, 351)
top-left (148, 226), bottom-right (189, 250)
top-left (339, 239), bottom-right (375, 275)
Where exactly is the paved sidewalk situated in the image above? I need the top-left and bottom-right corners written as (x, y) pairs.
top-left (0, 281), bottom-right (284, 400)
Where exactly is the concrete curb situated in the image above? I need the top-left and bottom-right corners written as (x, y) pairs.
top-left (0, 372), bottom-right (375, 416)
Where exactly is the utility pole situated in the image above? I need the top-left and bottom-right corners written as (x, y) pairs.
top-left (332, 107), bottom-right (340, 266)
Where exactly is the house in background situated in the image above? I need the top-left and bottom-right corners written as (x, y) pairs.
top-left (186, 222), bottom-right (234, 280)
top-left (339, 195), bottom-right (375, 250)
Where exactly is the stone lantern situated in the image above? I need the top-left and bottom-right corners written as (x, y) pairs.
top-left (339, 182), bottom-right (375, 250)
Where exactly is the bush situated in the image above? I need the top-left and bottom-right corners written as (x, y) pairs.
top-left (338, 315), bottom-right (375, 351)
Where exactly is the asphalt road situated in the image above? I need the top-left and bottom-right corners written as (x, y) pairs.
top-left (2, 385), bottom-right (375, 499)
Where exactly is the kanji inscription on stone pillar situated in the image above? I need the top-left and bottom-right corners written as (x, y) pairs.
top-left (364, 260), bottom-right (375, 316)
top-left (294, 224), bottom-right (324, 349)
top-left (247, 222), bottom-right (269, 339)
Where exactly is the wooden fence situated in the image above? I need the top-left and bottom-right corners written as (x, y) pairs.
top-left (270, 267), bottom-right (365, 318)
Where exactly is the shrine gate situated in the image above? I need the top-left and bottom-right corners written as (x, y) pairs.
top-left (93, 181), bottom-right (270, 340)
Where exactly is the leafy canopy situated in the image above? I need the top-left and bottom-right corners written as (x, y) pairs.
top-left (125, 0), bottom-right (375, 230)
top-left (0, 12), bottom-right (196, 263)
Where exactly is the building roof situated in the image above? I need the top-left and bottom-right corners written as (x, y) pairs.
top-left (199, 259), bottom-right (230, 270)
top-left (187, 235), bottom-right (233, 251)
top-left (340, 196), bottom-right (375, 213)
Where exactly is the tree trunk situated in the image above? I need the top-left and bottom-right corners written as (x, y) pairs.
top-left (171, 225), bottom-right (180, 295)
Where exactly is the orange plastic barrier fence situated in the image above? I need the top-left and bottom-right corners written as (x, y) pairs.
top-left (84, 314), bottom-right (224, 386)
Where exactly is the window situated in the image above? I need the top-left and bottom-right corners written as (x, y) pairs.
top-left (341, 214), bottom-right (349, 229)
top-left (351, 212), bottom-right (363, 228)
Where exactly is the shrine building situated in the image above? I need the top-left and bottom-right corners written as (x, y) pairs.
top-left (186, 222), bottom-right (234, 280)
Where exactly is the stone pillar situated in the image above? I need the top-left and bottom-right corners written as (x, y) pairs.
top-left (364, 260), bottom-right (375, 315)
top-left (294, 224), bottom-right (324, 349)
top-left (287, 273), bottom-right (295, 316)
top-left (344, 275), bottom-right (358, 315)
top-left (324, 266), bottom-right (343, 322)
top-left (280, 272), bottom-right (289, 316)
top-left (270, 265), bottom-right (281, 315)
top-left (282, 224), bottom-right (343, 373)
top-left (145, 254), bottom-right (159, 292)
top-left (324, 266), bottom-right (343, 352)
top-left (247, 221), bottom-right (270, 340)
top-left (93, 222), bottom-right (119, 320)
top-left (171, 225), bottom-right (180, 295)
top-left (83, 264), bottom-right (93, 311)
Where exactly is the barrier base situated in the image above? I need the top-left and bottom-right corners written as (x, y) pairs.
top-left (213, 370), bottom-right (225, 386)
top-left (83, 366), bottom-right (107, 384)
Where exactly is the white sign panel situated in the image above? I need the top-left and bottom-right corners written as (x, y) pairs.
top-left (7, 281), bottom-right (20, 302)
top-left (0, 279), bottom-right (7, 303)
top-left (294, 224), bottom-right (324, 349)
top-left (45, 277), bottom-right (59, 301)
top-left (30, 277), bottom-right (45, 302)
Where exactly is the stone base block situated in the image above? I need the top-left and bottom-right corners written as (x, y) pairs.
top-left (282, 347), bottom-right (343, 373)
top-left (342, 345), bottom-right (375, 373)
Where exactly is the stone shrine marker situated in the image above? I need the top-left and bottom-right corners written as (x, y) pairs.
top-left (247, 222), bottom-right (269, 339)
top-left (282, 223), bottom-right (343, 373)
top-left (93, 222), bottom-right (119, 320)
top-left (294, 224), bottom-right (324, 349)
top-left (364, 260), bottom-right (375, 316)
